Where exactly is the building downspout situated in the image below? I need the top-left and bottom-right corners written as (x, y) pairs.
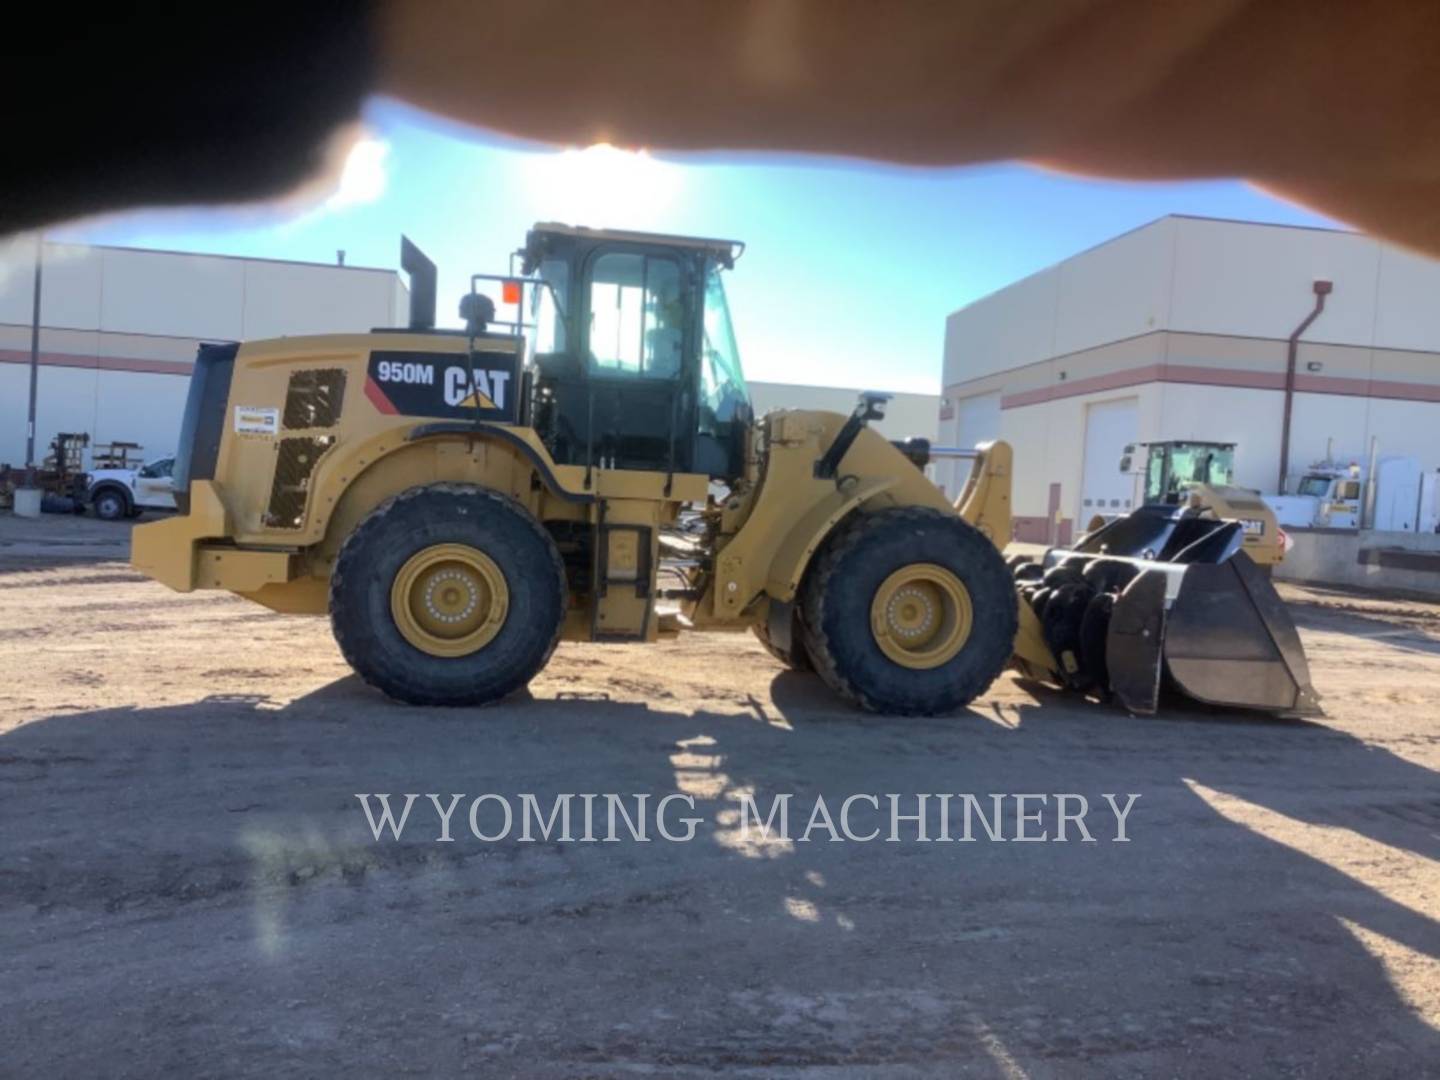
top-left (1277, 279), bottom-right (1333, 492)
top-left (24, 234), bottom-right (43, 481)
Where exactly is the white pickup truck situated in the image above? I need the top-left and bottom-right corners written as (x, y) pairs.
top-left (87, 456), bottom-right (177, 520)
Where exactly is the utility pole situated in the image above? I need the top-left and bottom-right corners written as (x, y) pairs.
top-left (24, 233), bottom-right (44, 481)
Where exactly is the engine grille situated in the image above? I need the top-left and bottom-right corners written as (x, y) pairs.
top-left (265, 436), bottom-right (333, 529)
top-left (282, 368), bottom-right (347, 430)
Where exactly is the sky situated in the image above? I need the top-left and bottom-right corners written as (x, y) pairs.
top-left (58, 98), bottom-right (1337, 395)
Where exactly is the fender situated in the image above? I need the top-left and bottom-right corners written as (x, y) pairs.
top-left (764, 476), bottom-right (897, 601)
top-left (707, 414), bottom-right (951, 621)
top-left (315, 424), bottom-right (590, 561)
top-left (406, 422), bottom-right (594, 504)
top-left (245, 421), bottom-right (591, 548)
top-left (88, 480), bottom-right (134, 510)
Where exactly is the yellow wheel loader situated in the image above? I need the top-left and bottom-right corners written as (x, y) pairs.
top-left (1083, 440), bottom-right (1286, 568)
top-left (132, 224), bottom-right (1317, 717)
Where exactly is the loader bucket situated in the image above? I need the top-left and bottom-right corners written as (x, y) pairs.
top-left (1016, 511), bottom-right (1321, 717)
top-left (1104, 555), bottom-right (1320, 716)
top-left (1161, 555), bottom-right (1320, 715)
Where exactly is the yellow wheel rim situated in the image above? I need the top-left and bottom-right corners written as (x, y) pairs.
top-left (389, 543), bottom-right (509, 658)
top-left (870, 563), bottom-right (973, 670)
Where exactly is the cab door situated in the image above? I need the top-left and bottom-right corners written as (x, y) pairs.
top-left (135, 457), bottom-right (176, 510)
top-left (578, 247), bottom-right (695, 474)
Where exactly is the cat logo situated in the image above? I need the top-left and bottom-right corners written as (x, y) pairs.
top-left (443, 366), bottom-right (509, 410)
top-left (364, 349), bottom-right (518, 423)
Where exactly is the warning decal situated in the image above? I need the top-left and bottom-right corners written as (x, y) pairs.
top-left (234, 406), bottom-right (280, 435)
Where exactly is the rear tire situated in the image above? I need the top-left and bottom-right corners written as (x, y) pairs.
top-left (330, 484), bottom-right (567, 707)
top-left (798, 508), bottom-right (1017, 715)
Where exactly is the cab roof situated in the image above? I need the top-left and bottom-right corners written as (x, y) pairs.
top-left (524, 222), bottom-right (744, 268)
top-left (1142, 440), bottom-right (1237, 449)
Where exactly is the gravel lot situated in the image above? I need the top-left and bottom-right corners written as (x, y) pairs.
top-left (2, 511), bottom-right (1438, 1077)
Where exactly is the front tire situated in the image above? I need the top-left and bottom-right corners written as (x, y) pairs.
top-left (799, 508), bottom-right (1017, 715)
top-left (330, 484), bottom-right (567, 706)
top-left (92, 488), bottom-right (129, 521)
top-left (752, 611), bottom-right (813, 672)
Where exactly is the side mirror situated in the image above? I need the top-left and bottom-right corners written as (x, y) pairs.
top-left (1119, 456), bottom-right (1132, 473)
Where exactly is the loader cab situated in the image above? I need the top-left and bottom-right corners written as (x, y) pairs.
top-left (1132, 440), bottom-right (1237, 505)
top-left (519, 223), bottom-right (752, 482)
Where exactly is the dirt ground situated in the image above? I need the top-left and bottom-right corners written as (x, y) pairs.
top-left (2, 511), bottom-right (1438, 1078)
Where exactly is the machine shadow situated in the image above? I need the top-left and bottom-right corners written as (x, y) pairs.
top-left (2, 675), bottom-right (1439, 1073)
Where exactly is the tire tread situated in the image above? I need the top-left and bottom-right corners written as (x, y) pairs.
top-left (798, 507), bottom-right (1017, 715)
top-left (330, 483), bottom-right (567, 706)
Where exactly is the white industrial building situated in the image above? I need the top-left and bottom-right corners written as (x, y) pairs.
top-left (0, 242), bottom-right (409, 468)
top-left (936, 215), bottom-right (1440, 543)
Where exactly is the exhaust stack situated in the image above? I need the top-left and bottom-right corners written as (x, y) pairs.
top-left (400, 235), bottom-right (437, 331)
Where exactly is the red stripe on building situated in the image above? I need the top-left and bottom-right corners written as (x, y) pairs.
top-left (0, 348), bottom-right (194, 376)
top-left (998, 363), bottom-right (1440, 409)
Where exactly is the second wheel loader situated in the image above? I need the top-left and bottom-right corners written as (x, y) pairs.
top-left (1082, 440), bottom-right (1286, 569)
top-left (132, 224), bottom-right (1317, 717)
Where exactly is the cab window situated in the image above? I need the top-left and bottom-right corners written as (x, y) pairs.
top-left (529, 257), bottom-right (569, 356)
top-left (139, 458), bottom-right (173, 479)
top-left (587, 252), bottom-right (683, 378)
top-left (1144, 447), bottom-right (1168, 503)
top-left (1204, 448), bottom-right (1234, 486)
top-left (700, 265), bottom-right (748, 422)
